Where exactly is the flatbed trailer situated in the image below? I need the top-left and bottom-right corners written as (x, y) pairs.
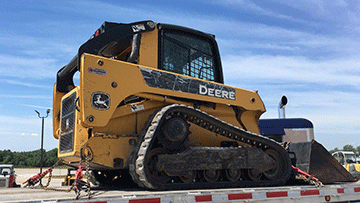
top-left (3, 182), bottom-right (360, 203)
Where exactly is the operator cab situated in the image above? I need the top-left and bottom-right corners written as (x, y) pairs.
top-left (56, 21), bottom-right (223, 93)
top-left (332, 151), bottom-right (357, 166)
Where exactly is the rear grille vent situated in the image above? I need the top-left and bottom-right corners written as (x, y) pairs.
top-left (59, 92), bottom-right (76, 153)
top-left (0, 179), bottom-right (6, 187)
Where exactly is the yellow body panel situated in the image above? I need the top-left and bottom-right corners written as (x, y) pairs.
top-left (80, 54), bottom-right (265, 128)
top-left (52, 84), bottom-right (66, 139)
top-left (85, 136), bottom-right (135, 168)
top-left (346, 163), bottom-right (360, 172)
top-left (138, 28), bottom-right (158, 68)
top-left (60, 54), bottom-right (265, 168)
top-left (55, 53), bottom-right (266, 168)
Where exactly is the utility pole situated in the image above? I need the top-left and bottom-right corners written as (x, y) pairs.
top-left (35, 109), bottom-right (50, 186)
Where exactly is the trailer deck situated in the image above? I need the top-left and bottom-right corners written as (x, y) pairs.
top-left (2, 181), bottom-right (360, 203)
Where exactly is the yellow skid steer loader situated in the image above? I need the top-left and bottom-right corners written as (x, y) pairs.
top-left (53, 21), bottom-right (355, 190)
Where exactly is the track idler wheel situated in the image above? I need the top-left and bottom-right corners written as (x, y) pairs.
top-left (263, 149), bottom-right (286, 180)
top-left (161, 116), bottom-right (190, 149)
top-left (144, 148), bottom-right (171, 184)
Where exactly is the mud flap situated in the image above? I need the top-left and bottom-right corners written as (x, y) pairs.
top-left (289, 140), bottom-right (356, 184)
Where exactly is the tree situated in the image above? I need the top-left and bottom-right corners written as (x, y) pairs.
top-left (356, 146), bottom-right (360, 156)
top-left (0, 148), bottom-right (58, 167)
top-left (343, 144), bottom-right (356, 154)
top-left (329, 144), bottom-right (360, 157)
top-left (329, 147), bottom-right (339, 155)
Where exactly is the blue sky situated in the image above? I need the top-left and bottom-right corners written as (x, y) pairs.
top-left (1, 0), bottom-right (359, 151)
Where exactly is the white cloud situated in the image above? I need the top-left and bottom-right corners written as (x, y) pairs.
top-left (0, 32), bottom-right (80, 80)
top-left (0, 79), bottom-right (51, 89)
top-left (0, 35), bottom-right (77, 57)
top-left (273, 0), bottom-right (349, 14)
top-left (223, 55), bottom-right (360, 88)
top-left (0, 115), bottom-right (57, 151)
top-left (217, 27), bottom-right (360, 60)
top-left (2, 95), bottom-right (50, 99)
top-left (0, 54), bottom-right (56, 79)
top-left (205, 0), bottom-right (309, 24)
top-left (20, 104), bottom-right (52, 110)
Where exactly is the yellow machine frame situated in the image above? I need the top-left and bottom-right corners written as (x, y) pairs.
top-left (53, 22), bottom-right (265, 170)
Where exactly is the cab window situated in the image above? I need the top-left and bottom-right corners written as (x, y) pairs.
top-left (162, 32), bottom-right (215, 81)
top-left (339, 153), bottom-right (345, 165)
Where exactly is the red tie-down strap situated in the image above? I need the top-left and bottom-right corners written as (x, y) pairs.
top-left (292, 165), bottom-right (324, 187)
top-left (23, 168), bottom-right (53, 186)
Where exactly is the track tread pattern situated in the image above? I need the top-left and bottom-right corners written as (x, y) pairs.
top-left (129, 104), bottom-right (292, 190)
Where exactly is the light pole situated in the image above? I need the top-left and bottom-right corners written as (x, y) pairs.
top-left (35, 109), bottom-right (50, 186)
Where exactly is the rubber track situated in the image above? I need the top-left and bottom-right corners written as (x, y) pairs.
top-left (129, 104), bottom-right (292, 190)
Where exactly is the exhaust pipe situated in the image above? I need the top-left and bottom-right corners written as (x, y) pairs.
top-left (278, 95), bottom-right (288, 119)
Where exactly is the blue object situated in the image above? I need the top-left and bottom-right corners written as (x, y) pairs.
top-left (258, 118), bottom-right (313, 142)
